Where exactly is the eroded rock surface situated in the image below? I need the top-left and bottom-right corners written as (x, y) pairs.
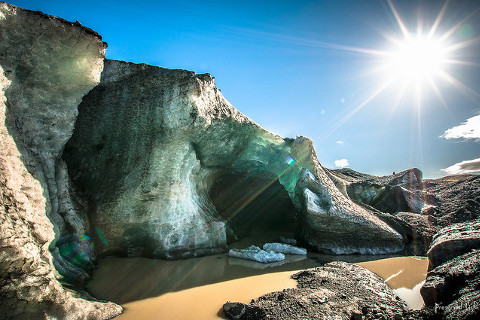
top-left (329, 168), bottom-right (427, 214)
top-left (424, 174), bottom-right (480, 226)
top-left (223, 262), bottom-right (410, 320)
top-left (427, 220), bottom-right (480, 270)
top-left (64, 59), bottom-right (403, 258)
top-left (421, 249), bottom-right (480, 319)
top-left (0, 2), bottom-right (121, 319)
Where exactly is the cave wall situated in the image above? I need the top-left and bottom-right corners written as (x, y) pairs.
top-left (0, 2), bottom-right (121, 318)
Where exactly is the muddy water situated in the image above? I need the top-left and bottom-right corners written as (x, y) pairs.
top-left (358, 256), bottom-right (429, 310)
top-left (87, 253), bottom-right (428, 319)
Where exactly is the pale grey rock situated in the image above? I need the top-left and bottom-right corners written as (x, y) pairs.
top-left (0, 2), bottom-right (121, 319)
top-left (229, 246), bottom-right (285, 263)
top-left (263, 242), bottom-right (307, 255)
top-left (329, 168), bottom-right (427, 214)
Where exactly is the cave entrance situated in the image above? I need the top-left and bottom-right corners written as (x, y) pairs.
top-left (209, 173), bottom-right (299, 243)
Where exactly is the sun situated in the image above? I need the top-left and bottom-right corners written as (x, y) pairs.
top-left (319, 0), bottom-right (479, 139)
top-left (354, 0), bottom-right (477, 111)
top-left (385, 34), bottom-right (449, 83)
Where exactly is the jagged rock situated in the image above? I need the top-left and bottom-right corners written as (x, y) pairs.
top-left (223, 301), bottom-right (266, 320)
top-left (421, 249), bottom-right (480, 319)
top-left (427, 220), bottom-right (480, 270)
top-left (424, 174), bottom-right (480, 226)
top-left (64, 59), bottom-right (403, 257)
top-left (375, 211), bottom-right (438, 255)
top-left (263, 242), bottom-right (307, 255)
top-left (229, 246), bottom-right (285, 263)
top-left (329, 168), bottom-right (427, 214)
top-left (0, 2), bottom-right (121, 319)
top-left (223, 261), bottom-right (408, 320)
top-left (295, 169), bottom-right (403, 254)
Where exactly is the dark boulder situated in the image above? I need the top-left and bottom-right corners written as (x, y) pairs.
top-left (421, 249), bottom-right (480, 319)
top-left (427, 220), bottom-right (480, 270)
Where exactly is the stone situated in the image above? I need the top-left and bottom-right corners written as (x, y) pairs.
top-left (427, 220), bottom-right (480, 270)
top-left (424, 174), bottom-right (480, 226)
top-left (223, 261), bottom-right (407, 320)
top-left (263, 242), bottom-right (307, 255)
top-left (0, 2), bottom-right (121, 319)
top-left (223, 301), bottom-right (266, 320)
top-left (421, 249), bottom-right (480, 319)
top-left (295, 169), bottom-right (404, 254)
top-left (229, 245), bottom-right (285, 263)
top-left (330, 168), bottom-right (427, 214)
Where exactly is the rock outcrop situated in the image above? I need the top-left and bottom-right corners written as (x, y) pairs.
top-left (424, 174), bottom-right (480, 226)
top-left (426, 220), bottom-right (480, 270)
top-left (0, 2), bottom-right (121, 319)
top-left (421, 249), bottom-right (480, 319)
top-left (63, 59), bottom-right (403, 258)
top-left (329, 168), bottom-right (427, 214)
top-left (223, 261), bottom-right (410, 320)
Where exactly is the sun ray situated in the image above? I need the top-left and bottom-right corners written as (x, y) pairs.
top-left (428, 0), bottom-right (450, 37)
top-left (437, 7), bottom-right (480, 43)
top-left (319, 78), bottom-right (395, 142)
top-left (382, 79), bottom-right (409, 134)
top-left (387, 0), bottom-right (411, 39)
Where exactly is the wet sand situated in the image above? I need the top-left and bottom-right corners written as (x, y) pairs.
top-left (87, 253), bottom-right (428, 319)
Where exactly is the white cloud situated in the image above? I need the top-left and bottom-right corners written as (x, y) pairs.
top-left (336, 140), bottom-right (345, 145)
top-left (441, 115), bottom-right (480, 141)
top-left (441, 158), bottom-right (480, 175)
top-left (334, 159), bottom-right (349, 168)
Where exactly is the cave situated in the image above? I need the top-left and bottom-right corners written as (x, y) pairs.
top-left (209, 172), bottom-right (299, 242)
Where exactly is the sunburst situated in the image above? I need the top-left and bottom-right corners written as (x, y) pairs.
top-left (320, 0), bottom-right (479, 141)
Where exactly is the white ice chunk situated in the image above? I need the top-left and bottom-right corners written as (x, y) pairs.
top-left (228, 245), bottom-right (285, 263)
top-left (263, 242), bottom-right (307, 255)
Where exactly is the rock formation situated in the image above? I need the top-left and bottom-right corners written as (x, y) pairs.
top-left (0, 2), bottom-right (121, 318)
top-left (6, 2), bottom-right (465, 318)
top-left (421, 249), bottom-right (479, 319)
top-left (63, 59), bottom-right (403, 258)
top-left (223, 262), bottom-right (411, 320)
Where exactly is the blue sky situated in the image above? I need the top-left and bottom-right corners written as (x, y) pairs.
top-left (8, 0), bottom-right (480, 178)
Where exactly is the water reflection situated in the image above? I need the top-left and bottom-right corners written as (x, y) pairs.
top-left (86, 252), bottom-right (399, 304)
top-left (358, 256), bottom-right (429, 310)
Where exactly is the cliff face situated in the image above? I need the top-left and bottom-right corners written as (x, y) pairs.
top-left (0, 2), bottom-right (121, 318)
top-left (63, 59), bottom-right (403, 258)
